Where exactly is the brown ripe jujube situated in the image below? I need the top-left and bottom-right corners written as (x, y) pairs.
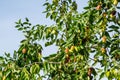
top-left (110, 10), bottom-right (116, 18)
top-left (96, 4), bottom-right (101, 10)
top-left (115, 54), bottom-right (120, 60)
top-left (65, 47), bottom-right (69, 54)
top-left (65, 54), bottom-right (70, 63)
top-left (22, 48), bottom-right (27, 54)
top-left (102, 36), bottom-right (107, 43)
top-left (88, 67), bottom-right (94, 77)
top-left (111, 10), bottom-right (116, 16)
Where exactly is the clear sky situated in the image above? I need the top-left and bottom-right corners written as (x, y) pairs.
top-left (0, 0), bottom-right (88, 56)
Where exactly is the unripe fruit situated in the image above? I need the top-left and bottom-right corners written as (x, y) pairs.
top-left (74, 46), bottom-right (78, 52)
top-left (52, 0), bottom-right (58, 3)
top-left (51, 30), bottom-right (56, 34)
top-left (22, 48), bottom-right (27, 54)
top-left (74, 57), bottom-right (76, 62)
top-left (0, 71), bottom-right (2, 77)
top-left (94, 58), bottom-right (97, 62)
top-left (110, 14), bottom-right (115, 18)
top-left (77, 30), bottom-right (80, 33)
top-left (52, 0), bottom-right (55, 2)
top-left (96, 5), bottom-right (101, 10)
top-left (101, 48), bottom-right (106, 53)
top-left (38, 53), bottom-right (42, 56)
top-left (105, 71), bottom-right (110, 77)
top-left (2, 76), bottom-right (6, 80)
top-left (103, 13), bottom-right (107, 17)
top-left (48, 29), bottom-right (51, 33)
top-left (71, 46), bottom-right (75, 50)
top-left (69, 46), bottom-right (75, 52)
top-left (113, 0), bottom-right (118, 6)
top-left (65, 48), bottom-right (69, 54)
top-left (66, 54), bottom-right (69, 58)
top-left (102, 36), bottom-right (107, 43)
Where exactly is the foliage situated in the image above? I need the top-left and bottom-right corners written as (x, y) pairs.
top-left (0, 0), bottom-right (120, 80)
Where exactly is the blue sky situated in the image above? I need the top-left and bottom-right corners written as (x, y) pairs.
top-left (0, 0), bottom-right (88, 56)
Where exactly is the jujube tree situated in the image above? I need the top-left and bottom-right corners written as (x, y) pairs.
top-left (0, 0), bottom-right (120, 80)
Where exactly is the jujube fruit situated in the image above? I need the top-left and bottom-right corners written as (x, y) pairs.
top-left (101, 48), bottom-right (106, 53)
top-left (88, 67), bottom-right (94, 76)
top-left (96, 5), bottom-right (101, 10)
top-left (102, 36), bottom-right (107, 43)
top-left (113, 0), bottom-right (118, 6)
top-left (22, 48), bottom-right (27, 54)
top-left (65, 48), bottom-right (69, 54)
top-left (69, 46), bottom-right (75, 52)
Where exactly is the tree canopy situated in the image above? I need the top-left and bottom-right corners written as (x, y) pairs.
top-left (0, 0), bottom-right (120, 80)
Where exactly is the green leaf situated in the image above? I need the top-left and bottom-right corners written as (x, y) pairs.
top-left (30, 64), bottom-right (40, 74)
top-left (109, 25), bottom-right (119, 30)
top-left (45, 42), bottom-right (51, 47)
top-left (99, 72), bottom-right (105, 80)
top-left (23, 22), bottom-right (28, 25)
top-left (30, 65), bottom-right (34, 74)
top-left (18, 19), bottom-right (21, 24)
top-left (5, 53), bottom-right (10, 57)
top-left (13, 50), bottom-right (17, 59)
top-left (4, 69), bottom-right (11, 77)
top-left (50, 64), bottom-right (56, 70)
top-left (15, 25), bottom-right (20, 28)
top-left (84, 6), bottom-right (90, 10)
top-left (43, 61), bottom-right (48, 74)
top-left (18, 27), bottom-right (23, 31)
top-left (117, 7), bottom-right (120, 9)
top-left (25, 18), bottom-right (29, 22)
top-left (43, 2), bottom-right (49, 6)
top-left (46, 13), bottom-right (51, 18)
top-left (20, 68), bottom-right (30, 80)
top-left (114, 49), bottom-right (120, 55)
top-left (0, 57), bottom-right (4, 62)
top-left (43, 53), bottom-right (57, 60)
top-left (68, 0), bottom-right (72, 3)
